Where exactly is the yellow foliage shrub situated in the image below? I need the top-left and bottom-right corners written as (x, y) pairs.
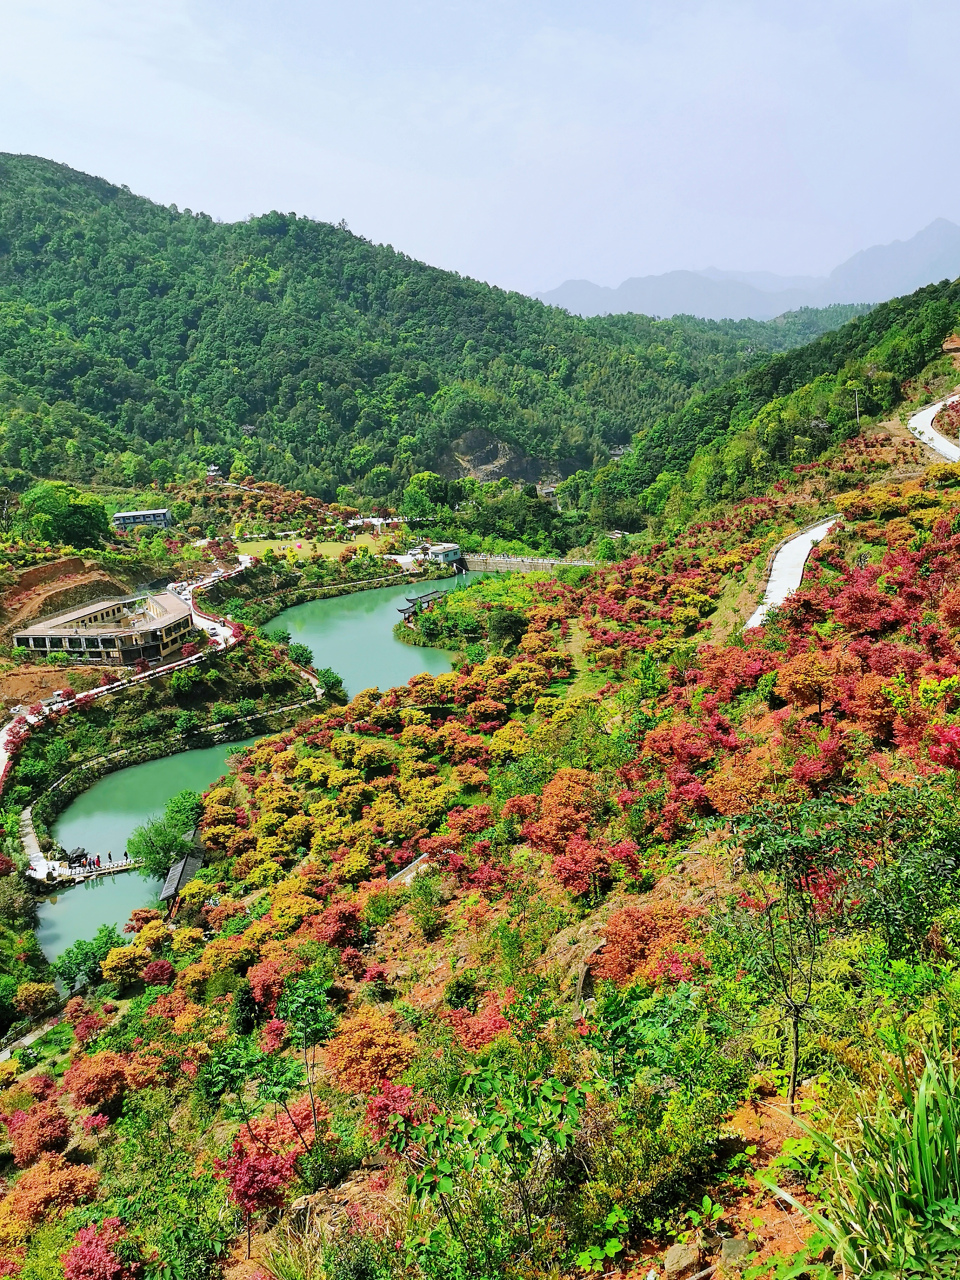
top-left (325, 1008), bottom-right (414, 1094)
top-left (490, 720), bottom-right (531, 763)
top-left (171, 927), bottom-right (204, 955)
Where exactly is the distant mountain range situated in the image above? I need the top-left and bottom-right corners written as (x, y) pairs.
top-left (538, 219), bottom-right (960, 320)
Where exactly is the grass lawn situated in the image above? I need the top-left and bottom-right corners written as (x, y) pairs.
top-left (237, 533), bottom-right (381, 561)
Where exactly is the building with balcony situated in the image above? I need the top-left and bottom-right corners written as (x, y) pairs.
top-left (13, 592), bottom-right (193, 666)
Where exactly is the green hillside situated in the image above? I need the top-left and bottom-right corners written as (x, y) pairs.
top-left (0, 154), bottom-right (867, 500)
top-left (567, 278), bottom-right (960, 527)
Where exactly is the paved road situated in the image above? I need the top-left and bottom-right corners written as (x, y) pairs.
top-left (905, 392), bottom-right (960, 462)
top-left (745, 518), bottom-right (839, 629)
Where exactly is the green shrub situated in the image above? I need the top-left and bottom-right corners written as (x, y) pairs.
top-left (782, 1047), bottom-right (960, 1277)
top-left (408, 871), bottom-right (447, 940)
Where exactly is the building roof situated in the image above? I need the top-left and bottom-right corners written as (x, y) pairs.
top-left (425, 542), bottom-right (460, 553)
top-left (112, 509), bottom-right (171, 520)
top-left (159, 853), bottom-right (204, 902)
top-left (16, 591), bottom-right (190, 637)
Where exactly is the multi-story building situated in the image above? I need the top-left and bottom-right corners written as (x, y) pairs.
top-left (13, 592), bottom-right (193, 666)
top-left (111, 509), bottom-right (172, 533)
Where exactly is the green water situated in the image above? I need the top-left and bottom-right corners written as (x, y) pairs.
top-left (38, 737), bottom-right (259, 959)
top-left (38, 574), bottom-right (480, 957)
top-left (263, 572), bottom-right (481, 697)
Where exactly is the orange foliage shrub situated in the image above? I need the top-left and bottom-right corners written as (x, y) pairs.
top-left (63, 1052), bottom-right (127, 1111)
top-left (325, 1009), bottom-right (414, 1094)
top-left (593, 902), bottom-right (706, 988)
top-left (124, 1051), bottom-right (166, 1091)
top-left (124, 908), bottom-right (161, 934)
top-left (6, 1100), bottom-right (71, 1167)
top-left (705, 753), bottom-right (771, 816)
top-left (845, 672), bottom-right (896, 739)
top-left (777, 651), bottom-right (832, 712)
top-left (522, 768), bottom-right (600, 857)
top-left (0, 1153), bottom-right (98, 1237)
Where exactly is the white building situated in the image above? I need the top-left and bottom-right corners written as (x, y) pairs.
top-left (424, 542), bottom-right (461, 564)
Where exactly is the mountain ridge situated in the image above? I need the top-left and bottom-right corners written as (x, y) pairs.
top-left (539, 218), bottom-right (960, 320)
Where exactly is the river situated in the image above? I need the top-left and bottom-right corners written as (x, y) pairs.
top-left (261, 573), bottom-right (482, 697)
top-left (37, 573), bottom-right (479, 957)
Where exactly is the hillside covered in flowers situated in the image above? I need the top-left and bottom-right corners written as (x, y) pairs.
top-left (4, 368), bottom-right (960, 1279)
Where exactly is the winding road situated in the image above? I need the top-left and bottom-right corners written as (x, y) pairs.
top-left (745, 389), bottom-right (960, 629)
top-left (745, 517), bottom-right (839, 629)
top-left (905, 391), bottom-right (960, 463)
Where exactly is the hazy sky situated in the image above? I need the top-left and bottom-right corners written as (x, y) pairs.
top-left (2, 0), bottom-right (957, 294)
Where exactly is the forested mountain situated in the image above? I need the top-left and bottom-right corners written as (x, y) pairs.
top-left (0, 155), bottom-right (870, 499)
top-left (564, 279), bottom-right (960, 528)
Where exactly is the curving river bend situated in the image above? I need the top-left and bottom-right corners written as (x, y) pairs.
top-left (37, 574), bottom-right (480, 959)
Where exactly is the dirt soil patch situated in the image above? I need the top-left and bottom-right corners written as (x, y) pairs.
top-left (0, 662), bottom-right (99, 712)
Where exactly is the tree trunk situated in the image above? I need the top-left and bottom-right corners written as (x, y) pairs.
top-left (787, 1010), bottom-right (800, 1114)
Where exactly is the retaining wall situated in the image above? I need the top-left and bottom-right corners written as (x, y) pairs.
top-left (463, 555), bottom-right (593, 573)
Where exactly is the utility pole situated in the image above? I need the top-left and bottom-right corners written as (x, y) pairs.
top-left (854, 388), bottom-right (860, 426)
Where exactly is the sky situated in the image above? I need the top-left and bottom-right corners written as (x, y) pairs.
top-left (2, 0), bottom-right (958, 295)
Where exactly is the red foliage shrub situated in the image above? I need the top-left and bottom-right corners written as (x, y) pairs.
top-left (443, 992), bottom-right (511, 1051)
top-left (940, 588), bottom-right (960, 628)
top-left (6, 1101), bottom-right (71, 1166)
top-left (364, 1082), bottom-right (434, 1142)
top-left (593, 902), bottom-right (706, 988)
top-left (246, 959), bottom-right (297, 1014)
top-left (552, 836), bottom-right (639, 897)
top-left (446, 805), bottom-right (493, 836)
top-left (930, 724), bottom-right (960, 770)
top-left (81, 1114), bottom-right (109, 1137)
top-left (259, 1019), bottom-right (287, 1054)
top-left (314, 900), bottom-right (361, 948)
top-left (62, 1217), bottom-right (139, 1280)
top-left (140, 960), bottom-right (174, 987)
top-left (213, 1140), bottom-right (297, 1224)
top-left (501, 794), bottom-right (539, 821)
top-left (22, 1075), bottom-right (56, 1102)
top-left (339, 947), bottom-right (365, 979)
top-left (63, 998), bottom-right (89, 1026)
top-left (73, 1015), bottom-right (106, 1046)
